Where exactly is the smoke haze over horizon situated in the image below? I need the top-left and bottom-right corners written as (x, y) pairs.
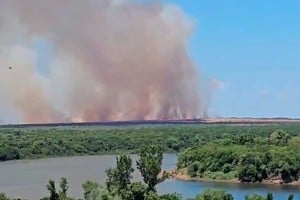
top-left (0, 0), bottom-right (210, 124)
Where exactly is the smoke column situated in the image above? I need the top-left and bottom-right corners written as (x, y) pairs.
top-left (0, 0), bottom-right (206, 123)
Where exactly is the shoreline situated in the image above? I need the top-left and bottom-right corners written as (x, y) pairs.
top-left (163, 170), bottom-right (300, 187)
top-left (0, 152), bottom-right (177, 164)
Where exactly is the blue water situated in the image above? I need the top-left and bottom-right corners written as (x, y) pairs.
top-left (158, 180), bottom-right (300, 200)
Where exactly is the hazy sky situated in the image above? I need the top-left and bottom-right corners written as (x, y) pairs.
top-left (34, 0), bottom-right (300, 118)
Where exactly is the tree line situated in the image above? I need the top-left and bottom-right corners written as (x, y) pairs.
top-left (177, 129), bottom-right (300, 183)
top-left (1, 124), bottom-right (300, 162)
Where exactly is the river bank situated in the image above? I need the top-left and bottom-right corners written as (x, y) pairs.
top-left (163, 169), bottom-right (300, 186)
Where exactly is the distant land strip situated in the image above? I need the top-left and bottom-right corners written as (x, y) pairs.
top-left (1, 118), bottom-right (300, 128)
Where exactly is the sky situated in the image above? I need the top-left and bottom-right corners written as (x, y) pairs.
top-left (34, 0), bottom-right (300, 118)
top-left (162, 0), bottom-right (300, 118)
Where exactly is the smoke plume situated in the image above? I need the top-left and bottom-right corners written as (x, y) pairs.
top-left (0, 0), bottom-right (206, 123)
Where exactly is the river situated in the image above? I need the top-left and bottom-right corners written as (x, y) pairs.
top-left (0, 154), bottom-right (299, 199)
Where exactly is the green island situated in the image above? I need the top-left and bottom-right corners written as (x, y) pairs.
top-left (0, 124), bottom-right (300, 199)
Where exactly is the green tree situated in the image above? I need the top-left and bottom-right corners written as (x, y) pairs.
top-left (43, 178), bottom-right (72, 200)
top-left (288, 194), bottom-right (294, 200)
top-left (144, 191), bottom-right (160, 200)
top-left (137, 145), bottom-right (164, 192)
top-left (269, 130), bottom-right (291, 145)
top-left (106, 154), bottom-right (134, 199)
top-left (0, 146), bottom-right (20, 161)
top-left (266, 193), bottom-right (273, 200)
top-left (128, 182), bottom-right (147, 200)
top-left (166, 137), bottom-right (180, 152)
top-left (47, 179), bottom-right (59, 200)
top-left (83, 185), bottom-right (120, 200)
top-left (160, 193), bottom-right (182, 200)
top-left (195, 189), bottom-right (233, 200)
top-left (82, 181), bottom-right (99, 200)
top-left (187, 161), bottom-right (201, 177)
top-left (59, 178), bottom-right (68, 197)
top-left (0, 193), bottom-right (10, 200)
top-left (244, 194), bottom-right (266, 200)
top-left (238, 154), bottom-right (264, 183)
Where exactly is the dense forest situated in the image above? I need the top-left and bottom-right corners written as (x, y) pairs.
top-left (0, 124), bottom-right (199, 160)
top-left (177, 128), bottom-right (300, 184)
top-left (0, 124), bottom-right (300, 185)
top-left (0, 145), bottom-right (295, 200)
top-left (1, 124), bottom-right (300, 162)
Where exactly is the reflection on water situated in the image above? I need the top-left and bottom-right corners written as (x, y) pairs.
top-left (0, 154), bottom-right (299, 200)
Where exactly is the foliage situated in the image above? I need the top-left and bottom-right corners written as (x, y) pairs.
top-left (47, 179), bottom-right (59, 200)
top-left (82, 181), bottom-right (100, 200)
top-left (144, 191), bottom-right (160, 200)
top-left (0, 124), bottom-right (201, 161)
top-left (244, 193), bottom-right (275, 200)
top-left (266, 193), bottom-right (273, 200)
top-left (42, 178), bottom-right (74, 200)
top-left (177, 127), bottom-right (300, 183)
top-left (0, 146), bottom-right (20, 161)
top-left (195, 189), bottom-right (233, 200)
top-left (0, 193), bottom-right (10, 200)
top-left (129, 182), bottom-right (148, 200)
top-left (106, 154), bottom-right (134, 199)
top-left (137, 145), bottom-right (164, 192)
top-left (1, 124), bottom-right (300, 162)
top-left (288, 194), bottom-right (294, 200)
top-left (160, 193), bottom-right (182, 200)
top-left (244, 194), bottom-right (266, 200)
top-left (82, 184), bottom-right (120, 200)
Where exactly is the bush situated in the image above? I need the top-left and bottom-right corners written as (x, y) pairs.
top-left (195, 189), bottom-right (233, 200)
top-left (223, 164), bottom-right (232, 174)
top-left (187, 161), bottom-right (201, 177)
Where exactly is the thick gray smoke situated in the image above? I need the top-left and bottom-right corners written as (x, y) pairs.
top-left (0, 0), bottom-right (206, 123)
